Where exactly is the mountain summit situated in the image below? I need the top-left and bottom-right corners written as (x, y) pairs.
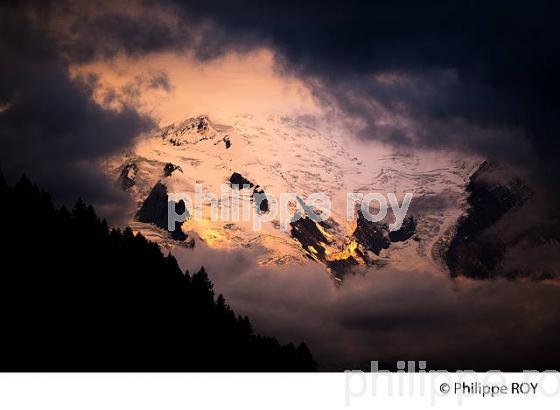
top-left (105, 114), bottom-right (557, 280)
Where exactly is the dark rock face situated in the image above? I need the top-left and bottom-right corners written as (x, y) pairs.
top-left (136, 181), bottom-right (188, 241)
top-left (252, 185), bottom-right (269, 213)
top-left (223, 135), bottom-right (231, 149)
top-left (445, 161), bottom-right (531, 279)
top-left (288, 207), bottom-right (416, 279)
top-left (117, 163), bottom-right (138, 191)
top-left (290, 216), bottom-right (328, 259)
top-left (229, 172), bottom-right (254, 188)
top-left (170, 198), bottom-right (188, 241)
top-left (197, 116), bottom-right (209, 132)
top-left (389, 216), bottom-right (416, 242)
top-left (163, 162), bottom-right (183, 177)
top-left (228, 173), bottom-right (269, 213)
top-left (136, 182), bottom-right (168, 228)
top-left (290, 216), bottom-right (365, 280)
top-left (353, 210), bottom-right (390, 255)
top-left (327, 256), bottom-right (360, 277)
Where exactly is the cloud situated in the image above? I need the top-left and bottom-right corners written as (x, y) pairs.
top-left (174, 244), bottom-right (560, 370)
top-left (3, 1), bottom-right (560, 369)
top-left (163, 0), bottom-right (560, 190)
top-left (0, 1), bottom-right (157, 221)
top-left (7, 1), bottom-right (558, 191)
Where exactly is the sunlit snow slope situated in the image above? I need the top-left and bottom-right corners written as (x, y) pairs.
top-left (105, 114), bottom-right (480, 279)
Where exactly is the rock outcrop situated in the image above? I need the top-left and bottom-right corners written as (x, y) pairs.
top-left (163, 162), bottom-right (183, 177)
top-left (117, 162), bottom-right (138, 191)
top-left (389, 216), bottom-right (417, 242)
top-left (229, 172), bottom-right (254, 188)
top-left (353, 210), bottom-right (390, 255)
top-left (445, 161), bottom-right (532, 279)
top-left (136, 181), bottom-right (189, 242)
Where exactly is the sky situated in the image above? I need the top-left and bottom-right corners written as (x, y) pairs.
top-left (73, 49), bottom-right (320, 125)
top-left (1, 0), bottom-right (560, 370)
top-left (2, 0), bottom-right (559, 208)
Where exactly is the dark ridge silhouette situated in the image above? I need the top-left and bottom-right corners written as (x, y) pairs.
top-left (136, 181), bottom-right (189, 242)
top-left (0, 172), bottom-right (316, 371)
top-left (445, 161), bottom-right (533, 279)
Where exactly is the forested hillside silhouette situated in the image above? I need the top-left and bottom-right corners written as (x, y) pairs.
top-left (0, 172), bottom-right (316, 371)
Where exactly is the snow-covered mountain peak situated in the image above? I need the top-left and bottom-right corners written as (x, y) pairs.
top-left (105, 113), bottom-right (481, 279)
top-left (159, 115), bottom-right (232, 147)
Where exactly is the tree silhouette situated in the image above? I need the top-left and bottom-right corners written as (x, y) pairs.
top-left (0, 173), bottom-right (317, 371)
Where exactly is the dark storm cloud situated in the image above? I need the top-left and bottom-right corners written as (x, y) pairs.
top-left (51, 1), bottom-right (193, 63)
top-left (0, 1), bottom-right (156, 220)
top-left (165, 0), bottom-right (559, 189)
top-left (4, 0), bottom-right (558, 204)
